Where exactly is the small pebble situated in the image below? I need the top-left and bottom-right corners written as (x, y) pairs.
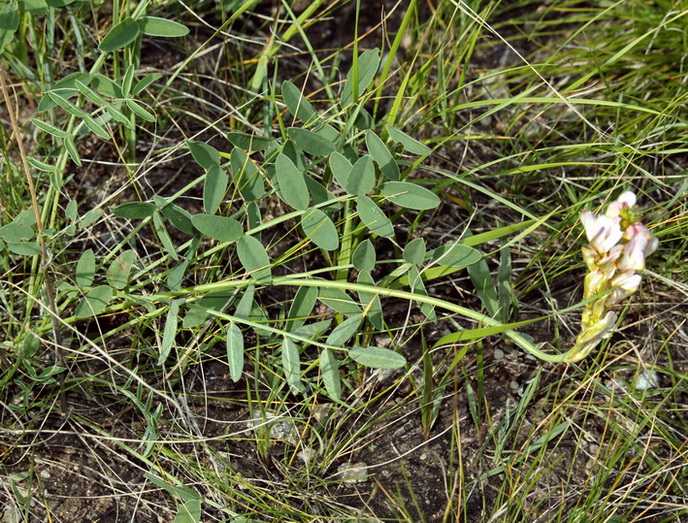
top-left (510, 380), bottom-right (520, 391)
top-left (493, 348), bottom-right (505, 360)
top-left (39, 470), bottom-right (51, 480)
top-left (634, 369), bottom-right (659, 391)
top-left (337, 462), bottom-right (369, 483)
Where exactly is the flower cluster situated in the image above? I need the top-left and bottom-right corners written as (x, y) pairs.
top-left (570, 191), bottom-right (658, 361)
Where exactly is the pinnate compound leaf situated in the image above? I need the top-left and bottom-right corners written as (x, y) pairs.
top-left (156, 197), bottom-right (195, 235)
top-left (75, 249), bottom-right (95, 288)
top-left (237, 235), bottom-right (271, 282)
top-left (187, 140), bottom-right (220, 170)
top-left (111, 201), bottom-right (157, 219)
top-left (226, 132), bottom-right (273, 152)
top-left (349, 346), bottom-right (406, 369)
top-left (182, 290), bottom-right (235, 328)
top-left (329, 151), bottom-right (352, 188)
top-left (286, 127), bottom-right (335, 156)
top-left (352, 239), bottom-right (376, 272)
top-left (320, 349), bottom-right (341, 401)
top-left (386, 125), bottom-right (432, 156)
top-left (341, 48), bottom-right (381, 107)
top-left (126, 99), bottom-right (156, 122)
top-left (356, 196), bottom-right (394, 238)
top-left (381, 181), bottom-right (440, 210)
top-left (430, 242), bottom-right (482, 268)
top-left (404, 238), bottom-right (426, 265)
top-left (174, 498), bottom-right (202, 523)
top-left (325, 314), bottom-right (363, 347)
top-left (287, 286), bottom-right (317, 331)
top-left (75, 285), bottom-right (113, 318)
top-left (365, 131), bottom-right (399, 180)
top-left (159, 299), bottom-right (182, 366)
top-left (0, 5), bottom-right (19, 54)
top-left (190, 214), bottom-right (242, 242)
top-left (230, 148), bottom-right (265, 201)
top-left (301, 208), bottom-right (338, 251)
top-left (275, 153), bottom-right (309, 210)
top-left (204, 165), bottom-right (228, 214)
top-left (317, 287), bottom-right (361, 316)
top-left (282, 80), bottom-right (317, 123)
top-left (106, 249), bottom-right (136, 289)
top-left (281, 338), bottom-right (305, 395)
top-left (138, 16), bottom-right (190, 37)
top-left (99, 17), bottom-right (141, 51)
top-left (344, 155), bottom-right (375, 196)
top-left (227, 322), bottom-right (244, 383)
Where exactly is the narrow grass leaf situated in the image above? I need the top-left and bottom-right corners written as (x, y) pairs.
top-left (349, 347), bottom-right (406, 369)
top-left (320, 349), bottom-right (341, 401)
top-left (191, 214), bottom-right (242, 243)
top-left (325, 314), bottom-right (363, 347)
top-left (111, 201), bottom-right (156, 219)
top-left (99, 17), bottom-right (140, 51)
top-left (381, 181), bottom-right (440, 210)
top-left (318, 287), bottom-right (361, 316)
top-left (230, 148), bottom-right (265, 201)
top-left (282, 80), bottom-right (317, 123)
top-left (226, 322), bottom-right (244, 383)
top-left (281, 338), bottom-right (305, 395)
top-left (386, 125), bottom-right (432, 155)
top-left (356, 196), bottom-right (394, 238)
top-left (143, 473), bottom-right (201, 502)
top-left (301, 208), bottom-right (338, 251)
top-left (498, 244), bottom-right (513, 323)
top-left (75, 285), bottom-right (113, 318)
top-left (287, 127), bottom-right (335, 156)
top-left (329, 151), bottom-right (352, 188)
top-left (287, 286), bottom-right (317, 331)
top-left (403, 238), bottom-right (426, 265)
top-left (187, 140), bottom-right (220, 170)
top-left (159, 299), bottom-right (181, 366)
top-left (237, 235), bottom-right (271, 282)
top-left (203, 165), bottom-right (228, 214)
top-left (366, 131), bottom-right (400, 180)
top-left (226, 132), bottom-right (273, 152)
top-left (275, 153), bottom-right (309, 210)
top-left (138, 16), bottom-right (190, 37)
top-left (344, 155), bottom-right (375, 196)
top-left (352, 239), bottom-right (376, 272)
top-left (106, 249), bottom-right (136, 289)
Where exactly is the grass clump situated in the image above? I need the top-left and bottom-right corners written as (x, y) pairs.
top-left (0, 0), bottom-right (686, 521)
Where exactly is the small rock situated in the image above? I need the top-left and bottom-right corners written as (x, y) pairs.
top-left (39, 469), bottom-right (51, 480)
top-left (493, 348), bottom-right (505, 360)
top-left (634, 369), bottom-right (659, 391)
top-left (337, 462), bottom-right (369, 483)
